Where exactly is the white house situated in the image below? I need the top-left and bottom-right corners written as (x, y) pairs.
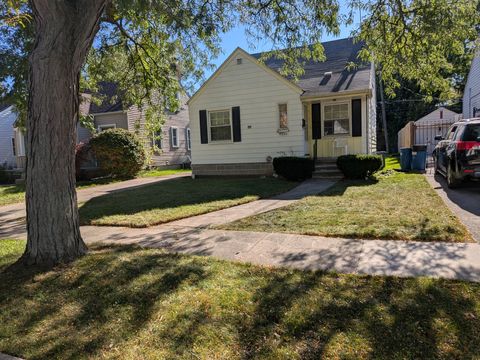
top-left (188, 38), bottom-right (377, 176)
top-left (463, 47), bottom-right (480, 119)
top-left (0, 105), bottom-right (23, 168)
top-left (414, 107), bottom-right (460, 154)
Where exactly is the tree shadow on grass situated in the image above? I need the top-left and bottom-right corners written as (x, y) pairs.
top-left (237, 270), bottom-right (480, 359)
top-left (1, 243), bottom-right (480, 359)
top-left (0, 244), bottom-right (211, 359)
top-left (78, 177), bottom-right (294, 227)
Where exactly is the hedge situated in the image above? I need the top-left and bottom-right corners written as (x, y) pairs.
top-left (336, 154), bottom-right (383, 179)
top-left (89, 129), bottom-right (146, 178)
top-left (273, 157), bottom-right (314, 181)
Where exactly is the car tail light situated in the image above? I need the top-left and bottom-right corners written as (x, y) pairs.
top-left (456, 141), bottom-right (480, 151)
top-left (464, 169), bottom-right (475, 173)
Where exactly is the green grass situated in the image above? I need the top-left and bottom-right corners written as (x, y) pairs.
top-left (139, 168), bottom-right (191, 177)
top-left (0, 185), bottom-right (25, 207)
top-left (1, 240), bottom-right (480, 359)
top-left (79, 178), bottom-right (296, 228)
top-left (0, 169), bottom-right (190, 207)
top-left (221, 157), bottom-right (471, 242)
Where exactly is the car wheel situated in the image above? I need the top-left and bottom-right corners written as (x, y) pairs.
top-left (447, 162), bottom-right (460, 188)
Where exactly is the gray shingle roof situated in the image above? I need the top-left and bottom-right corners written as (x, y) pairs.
top-left (87, 82), bottom-right (124, 114)
top-left (251, 38), bottom-right (372, 97)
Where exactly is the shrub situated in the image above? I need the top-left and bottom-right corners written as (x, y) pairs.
top-left (273, 157), bottom-right (314, 181)
top-left (336, 154), bottom-right (383, 179)
top-left (89, 129), bottom-right (146, 178)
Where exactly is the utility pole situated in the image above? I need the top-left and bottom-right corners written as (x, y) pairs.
top-left (378, 70), bottom-right (390, 153)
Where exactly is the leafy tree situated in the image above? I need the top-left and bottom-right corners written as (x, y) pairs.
top-left (0, 0), bottom-right (478, 265)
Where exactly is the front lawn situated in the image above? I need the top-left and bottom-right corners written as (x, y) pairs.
top-left (1, 239), bottom-right (479, 359)
top-left (221, 157), bottom-right (471, 242)
top-left (139, 168), bottom-right (191, 177)
top-left (79, 178), bottom-right (296, 228)
top-left (0, 169), bottom-right (190, 207)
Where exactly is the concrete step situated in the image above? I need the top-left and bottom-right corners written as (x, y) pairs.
top-left (312, 172), bottom-right (343, 179)
top-left (312, 169), bottom-right (342, 174)
top-left (315, 164), bottom-right (338, 171)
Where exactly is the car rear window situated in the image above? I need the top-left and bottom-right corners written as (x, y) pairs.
top-left (462, 124), bottom-right (480, 141)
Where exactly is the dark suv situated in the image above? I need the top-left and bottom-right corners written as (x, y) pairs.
top-left (433, 119), bottom-right (480, 188)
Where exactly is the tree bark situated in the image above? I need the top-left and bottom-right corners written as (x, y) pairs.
top-left (22, 0), bottom-right (108, 266)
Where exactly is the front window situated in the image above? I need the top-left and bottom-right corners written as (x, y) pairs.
top-left (209, 110), bottom-right (232, 142)
top-left (324, 103), bottom-right (349, 136)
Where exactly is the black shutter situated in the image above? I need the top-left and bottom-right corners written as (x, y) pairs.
top-left (199, 110), bottom-right (208, 144)
top-left (312, 103), bottom-right (321, 139)
top-left (352, 99), bottom-right (362, 137)
top-left (232, 106), bottom-right (241, 142)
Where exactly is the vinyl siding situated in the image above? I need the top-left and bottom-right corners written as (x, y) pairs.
top-left (151, 96), bottom-right (191, 166)
top-left (464, 50), bottom-right (480, 118)
top-left (0, 106), bottom-right (17, 167)
top-left (189, 49), bottom-right (304, 165)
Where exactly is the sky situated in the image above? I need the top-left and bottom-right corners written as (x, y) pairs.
top-left (202, 3), bottom-right (362, 81)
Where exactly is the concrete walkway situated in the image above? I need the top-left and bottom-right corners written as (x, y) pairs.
top-left (424, 170), bottom-right (480, 242)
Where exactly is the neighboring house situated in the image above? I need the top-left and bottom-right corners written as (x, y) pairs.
top-left (0, 105), bottom-right (24, 169)
top-left (77, 82), bottom-right (191, 168)
top-left (463, 47), bottom-right (480, 119)
top-left (188, 38), bottom-right (377, 176)
top-left (11, 83), bottom-right (191, 170)
top-left (414, 107), bottom-right (460, 154)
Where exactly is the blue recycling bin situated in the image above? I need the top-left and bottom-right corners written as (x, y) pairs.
top-left (412, 145), bottom-right (428, 171)
top-left (400, 148), bottom-right (412, 171)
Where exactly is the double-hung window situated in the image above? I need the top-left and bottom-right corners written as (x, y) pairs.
top-left (170, 127), bottom-right (179, 148)
top-left (209, 110), bottom-right (232, 142)
top-left (324, 103), bottom-right (349, 136)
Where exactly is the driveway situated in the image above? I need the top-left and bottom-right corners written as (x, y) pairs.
top-left (425, 171), bottom-right (480, 242)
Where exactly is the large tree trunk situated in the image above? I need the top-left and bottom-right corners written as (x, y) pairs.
top-left (22, 0), bottom-right (108, 266)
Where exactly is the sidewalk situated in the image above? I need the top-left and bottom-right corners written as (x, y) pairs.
top-left (81, 225), bottom-right (480, 282)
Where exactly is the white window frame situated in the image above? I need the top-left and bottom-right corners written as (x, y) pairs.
top-left (208, 109), bottom-right (233, 143)
top-left (97, 124), bottom-right (116, 132)
top-left (170, 126), bottom-right (179, 148)
top-left (322, 101), bottom-right (351, 137)
top-left (186, 128), bottom-right (191, 150)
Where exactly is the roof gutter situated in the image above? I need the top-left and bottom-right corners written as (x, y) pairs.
top-left (300, 88), bottom-right (372, 101)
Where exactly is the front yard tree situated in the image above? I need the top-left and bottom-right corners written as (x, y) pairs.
top-left (1, 0), bottom-right (478, 266)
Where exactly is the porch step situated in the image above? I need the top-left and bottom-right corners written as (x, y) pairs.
top-left (312, 160), bottom-right (343, 180)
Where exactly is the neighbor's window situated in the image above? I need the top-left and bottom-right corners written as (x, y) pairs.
top-left (324, 103), bottom-right (349, 135)
top-left (186, 128), bottom-right (191, 150)
top-left (209, 110), bottom-right (232, 142)
top-left (98, 124), bottom-right (116, 132)
top-left (279, 103), bottom-right (288, 129)
top-left (152, 131), bottom-right (162, 150)
top-left (170, 127), bottom-right (179, 148)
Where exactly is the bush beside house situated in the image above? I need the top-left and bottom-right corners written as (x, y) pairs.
top-left (89, 129), bottom-right (146, 179)
top-left (337, 154), bottom-right (383, 179)
top-left (273, 157), bottom-right (314, 181)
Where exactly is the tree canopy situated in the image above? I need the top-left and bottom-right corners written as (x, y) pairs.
top-left (1, 0), bottom-right (478, 118)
